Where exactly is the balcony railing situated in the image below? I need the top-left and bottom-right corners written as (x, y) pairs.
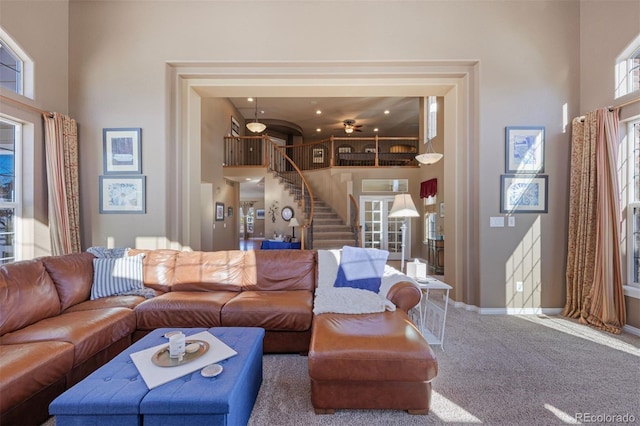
top-left (223, 135), bottom-right (420, 171)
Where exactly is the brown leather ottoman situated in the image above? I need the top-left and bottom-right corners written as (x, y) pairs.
top-left (308, 310), bottom-right (438, 414)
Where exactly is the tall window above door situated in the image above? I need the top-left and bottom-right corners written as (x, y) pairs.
top-left (0, 28), bottom-right (34, 98)
top-left (0, 39), bottom-right (22, 95)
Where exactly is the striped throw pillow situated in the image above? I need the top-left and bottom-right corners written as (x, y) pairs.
top-left (90, 253), bottom-right (145, 300)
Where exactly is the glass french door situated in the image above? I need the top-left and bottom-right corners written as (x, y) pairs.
top-left (360, 196), bottom-right (410, 260)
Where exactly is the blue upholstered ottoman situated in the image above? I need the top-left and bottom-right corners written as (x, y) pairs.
top-left (50, 327), bottom-right (265, 426)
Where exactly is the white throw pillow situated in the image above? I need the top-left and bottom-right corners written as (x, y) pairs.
top-left (90, 253), bottom-right (145, 300)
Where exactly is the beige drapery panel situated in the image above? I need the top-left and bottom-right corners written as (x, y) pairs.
top-left (43, 112), bottom-right (81, 255)
top-left (563, 108), bottom-right (626, 334)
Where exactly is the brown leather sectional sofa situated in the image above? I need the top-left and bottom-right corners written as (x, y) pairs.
top-left (0, 248), bottom-right (436, 426)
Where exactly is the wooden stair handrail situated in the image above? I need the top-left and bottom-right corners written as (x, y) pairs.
top-left (265, 137), bottom-right (315, 250)
top-left (349, 194), bottom-right (362, 248)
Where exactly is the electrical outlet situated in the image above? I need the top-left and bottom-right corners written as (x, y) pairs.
top-left (516, 281), bottom-right (524, 292)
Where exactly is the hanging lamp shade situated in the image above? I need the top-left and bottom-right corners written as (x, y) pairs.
top-left (246, 121), bottom-right (266, 133)
top-left (415, 138), bottom-right (443, 165)
top-left (246, 98), bottom-right (266, 133)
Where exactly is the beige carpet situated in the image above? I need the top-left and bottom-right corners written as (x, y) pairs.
top-left (43, 307), bottom-right (640, 425)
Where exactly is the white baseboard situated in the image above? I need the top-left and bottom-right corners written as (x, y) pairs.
top-left (622, 323), bottom-right (640, 337)
top-left (449, 299), bottom-right (563, 315)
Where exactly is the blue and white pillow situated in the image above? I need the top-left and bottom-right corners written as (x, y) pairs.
top-left (90, 253), bottom-right (145, 300)
top-left (333, 246), bottom-right (389, 293)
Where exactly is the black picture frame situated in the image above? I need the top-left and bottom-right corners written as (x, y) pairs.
top-left (215, 202), bottom-right (225, 221)
top-left (500, 174), bottom-right (548, 213)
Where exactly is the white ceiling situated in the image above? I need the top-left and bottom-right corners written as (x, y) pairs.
top-left (228, 96), bottom-right (421, 142)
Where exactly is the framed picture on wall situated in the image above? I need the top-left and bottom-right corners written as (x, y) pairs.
top-left (99, 175), bottom-right (146, 214)
top-left (256, 208), bottom-right (265, 220)
top-left (215, 202), bottom-right (225, 221)
top-left (312, 148), bottom-right (324, 164)
top-left (500, 174), bottom-right (548, 213)
top-left (103, 128), bottom-right (142, 174)
top-left (505, 126), bottom-right (545, 173)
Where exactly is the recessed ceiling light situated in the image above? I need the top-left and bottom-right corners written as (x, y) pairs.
top-left (384, 110), bottom-right (390, 115)
top-left (247, 98), bottom-right (254, 102)
top-left (245, 178), bottom-right (251, 181)
top-left (316, 110), bottom-right (322, 115)
top-left (374, 128), bottom-right (379, 132)
top-left (316, 128), bottom-right (321, 132)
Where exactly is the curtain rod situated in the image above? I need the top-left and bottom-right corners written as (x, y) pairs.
top-left (0, 94), bottom-right (53, 117)
top-left (577, 96), bottom-right (640, 122)
top-left (609, 96), bottom-right (640, 111)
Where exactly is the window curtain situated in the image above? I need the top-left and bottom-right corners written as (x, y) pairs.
top-left (420, 178), bottom-right (437, 198)
top-left (562, 108), bottom-right (626, 334)
top-left (43, 112), bottom-right (81, 255)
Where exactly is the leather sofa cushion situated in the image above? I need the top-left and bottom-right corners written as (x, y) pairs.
top-left (128, 249), bottom-right (179, 293)
top-left (134, 291), bottom-right (238, 330)
top-left (221, 290), bottom-right (313, 331)
top-left (64, 295), bottom-right (149, 313)
top-left (0, 341), bottom-right (74, 413)
top-left (248, 250), bottom-right (316, 292)
top-left (173, 251), bottom-right (245, 292)
top-left (0, 260), bottom-right (61, 336)
top-left (309, 311), bottom-right (438, 383)
top-left (0, 308), bottom-right (136, 366)
top-left (42, 252), bottom-right (95, 311)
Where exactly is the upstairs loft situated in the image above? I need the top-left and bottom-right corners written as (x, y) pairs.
top-left (223, 135), bottom-right (420, 170)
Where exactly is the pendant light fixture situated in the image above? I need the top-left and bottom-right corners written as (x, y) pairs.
top-left (246, 98), bottom-right (266, 133)
top-left (415, 138), bottom-right (443, 165)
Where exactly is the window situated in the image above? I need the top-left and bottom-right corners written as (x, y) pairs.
top-left (0, 118), bottom-right (20, 264)
top-left (625, 119), bottom-right (640, 288)
top-left (615, 35), bottom-right (640, 99)
top-left (427, 96), bottom-right (438, 140)
top-left (0, 39), bottom-right (23, 95)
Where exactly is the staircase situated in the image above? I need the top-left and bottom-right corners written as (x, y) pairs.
top-left (311, 198), bottom-right (357, 249)
top-left (274, 171), bottom-right (356, 250)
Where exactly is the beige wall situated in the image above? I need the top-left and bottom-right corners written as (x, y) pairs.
top-left (3, 1), bottom-right (639, 320)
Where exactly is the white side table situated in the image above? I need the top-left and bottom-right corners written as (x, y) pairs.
top-left (416, 278), bottom-right (452, 350)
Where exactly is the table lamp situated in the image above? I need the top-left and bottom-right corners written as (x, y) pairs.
top-left (288, 217), bottom-right (300, 239)
top-left (388, 193), bottom-right (419, 273)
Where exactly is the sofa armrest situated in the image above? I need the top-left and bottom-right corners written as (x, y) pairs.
top-left (386, 281), bottom-right (421, 313)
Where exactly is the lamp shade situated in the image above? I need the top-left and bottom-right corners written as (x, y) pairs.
top-left (415, 152), bottom-right (443, 165)
top-left (388, 194), bottom-right (420, 218)
top-left (288, 217), bottom-right (300, 227)
top-left (246, 121), bottom-right (266, 133)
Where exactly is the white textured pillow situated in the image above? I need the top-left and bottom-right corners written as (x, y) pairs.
top-left (90, 253), bottom-right (145, 300)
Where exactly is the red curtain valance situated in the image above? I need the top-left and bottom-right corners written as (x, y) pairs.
top-left (420, 179), bottom-right (437, 198)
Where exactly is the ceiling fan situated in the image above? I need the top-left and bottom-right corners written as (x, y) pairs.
top-left (342, 119), bottom-right (363, 134)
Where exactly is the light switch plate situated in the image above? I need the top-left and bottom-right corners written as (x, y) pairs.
top-left (490, 217), bottom-right (504, 227)
top-left (508, 216), bottom-right (515, 227)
